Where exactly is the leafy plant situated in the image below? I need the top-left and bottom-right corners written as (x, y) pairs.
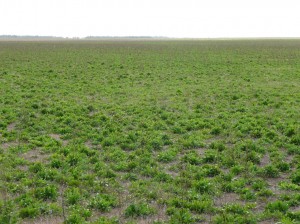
top-left (124, 203), bottom-right (154, 217)
top-left (89, 194), bottom-right (117, 212)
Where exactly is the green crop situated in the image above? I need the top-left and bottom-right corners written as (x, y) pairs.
top-left (0, 39), bottom-right (299, 223)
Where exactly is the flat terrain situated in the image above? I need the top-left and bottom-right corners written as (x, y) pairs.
top-left (0, 40), bottom-right (299, 223)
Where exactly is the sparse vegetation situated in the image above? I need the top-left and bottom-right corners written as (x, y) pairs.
top-left (0, 39), bottom-right (299, 223)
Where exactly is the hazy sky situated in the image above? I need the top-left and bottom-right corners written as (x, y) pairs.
top-left (1, 0), bottom-right (299, 38)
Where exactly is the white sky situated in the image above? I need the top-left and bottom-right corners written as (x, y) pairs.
top-left (0, 0), bottom-right (300, 38)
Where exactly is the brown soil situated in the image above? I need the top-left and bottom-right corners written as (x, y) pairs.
top-left (20, 149), bottom-right (49, 163)
top-left (7, 122), bottom-right (16, 132)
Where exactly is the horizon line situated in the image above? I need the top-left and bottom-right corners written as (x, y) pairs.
top-left (1, 35), bottom-right (300, 40)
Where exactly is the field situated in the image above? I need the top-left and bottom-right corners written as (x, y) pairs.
top-left (0, 39), bottom-right (299, 224)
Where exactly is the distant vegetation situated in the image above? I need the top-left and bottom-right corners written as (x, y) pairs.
top-left (0, 40), bottom-right (299, 223)
top-left (0, 35), bottom-right (167, 40)
top-left (0, 35), bottom-right (65, 39)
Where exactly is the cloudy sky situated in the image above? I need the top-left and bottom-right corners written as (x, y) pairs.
top-left (0, 0), bottom-right (299, 38)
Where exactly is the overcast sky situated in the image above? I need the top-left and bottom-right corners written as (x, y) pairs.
top-left (1, 0), bottom-right (299, 38)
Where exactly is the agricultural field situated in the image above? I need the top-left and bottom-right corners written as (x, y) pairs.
top-left (0, 39), bottom-right (299, 224)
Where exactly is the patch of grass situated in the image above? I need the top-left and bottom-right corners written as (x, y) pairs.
top-left (0, 39), bottom-right (299, 223)
top-left (124, 202), bottom-right (155, 217)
